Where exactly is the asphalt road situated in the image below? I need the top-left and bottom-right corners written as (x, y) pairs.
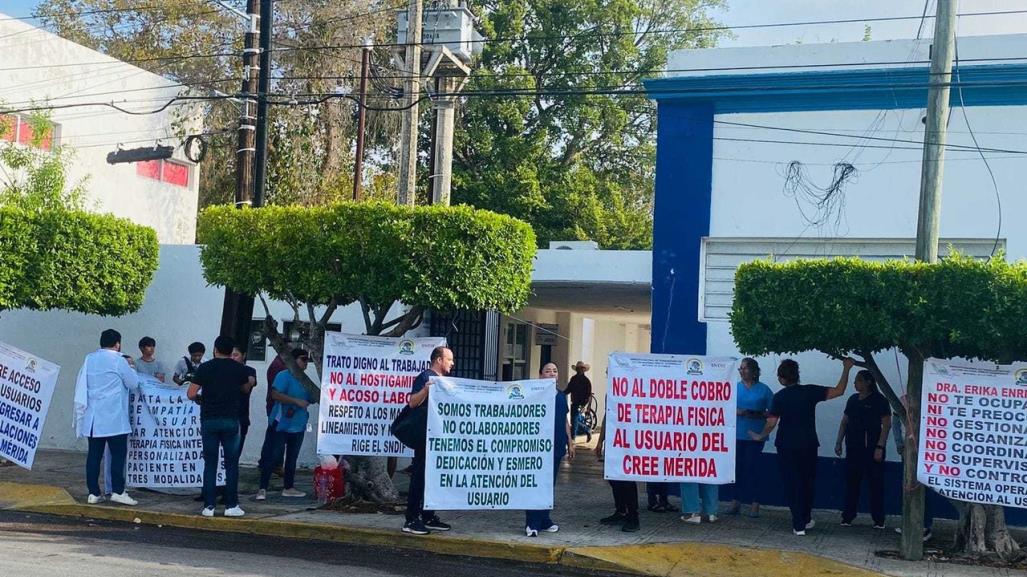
top-left (0, 510), bottom-right (611, 577)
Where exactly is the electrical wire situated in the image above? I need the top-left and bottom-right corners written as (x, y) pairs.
top-left (267, 9), bottom-right (1027, 53)
top-left (953, 39), bottom-right (1003, 257)
top-left (0, 3), bottom-right (223, 23)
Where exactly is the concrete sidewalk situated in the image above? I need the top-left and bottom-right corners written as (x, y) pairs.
top-left (1, 449), bottom-right (1020, 577)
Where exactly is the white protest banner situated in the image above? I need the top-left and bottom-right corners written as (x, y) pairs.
top-left (318, 334), bottom-right (445, 457)
top-left (605, 353), bottom-right (736, 483)
top-left (0, 341), bottom-right (59, 470)
top-left (425, 377), bottom-right (555, 510)
top-left (918, 359), bottom-right (1027, 508)
top-left (126, 376), bottom-right (224, 488)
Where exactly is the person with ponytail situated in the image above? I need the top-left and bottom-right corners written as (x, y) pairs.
top-left (834, 368), bottom-right (891, 529)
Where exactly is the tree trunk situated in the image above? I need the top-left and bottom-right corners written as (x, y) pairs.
top-left (345, 455), bottom-right (400, 504)
top-left (955, 504), bottom-right (1023, 561)
top-left (900, 348), bottom-right (926, 561)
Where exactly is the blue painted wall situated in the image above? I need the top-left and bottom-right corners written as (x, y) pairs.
top-left (650, 102), bottom-right (713, 356)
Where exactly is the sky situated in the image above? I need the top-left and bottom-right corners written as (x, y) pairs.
top-left (4, 0), bottom-right (1027, 45)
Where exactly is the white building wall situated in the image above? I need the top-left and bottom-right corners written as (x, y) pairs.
top-left (0, 15), bottom-right (202, 244)
top-left (666, 34), bottom-right (1027, 460)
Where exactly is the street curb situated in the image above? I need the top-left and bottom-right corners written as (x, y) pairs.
top-left (0, 482), bottom-right (77, 510)
top-left (15, 496), bottom-right (886, 577)
top-left (19, 502), bottom-right (563, 565)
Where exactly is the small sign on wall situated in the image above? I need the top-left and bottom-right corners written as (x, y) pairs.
top-left (535, 323), bottom-right (559, 346)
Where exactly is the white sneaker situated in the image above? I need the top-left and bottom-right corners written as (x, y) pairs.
top-left (224, 506), bottom-right (245, 517)
top-left (110, 492), bottom-right (138, 506)
top-left (543, 524), bottom-right (559, 533)
top-left (255, 489), bottom-right (267, 501)
top-left (805, 519), bottom-right (815, 530)
top-left (201, 506), bottom-right (215, 517)
top-left (681, 514), bottom-right (702, 524)
top-left (793, 529), bottom-right (806, 536)
top-left (281, 488), bottom-right (306, 498)
top-left (525, 526), bottom-right (538, 537)
top-left (86, 494), bottom-right (104, 504)
top-left (708, 515), bottom-right (718, 523)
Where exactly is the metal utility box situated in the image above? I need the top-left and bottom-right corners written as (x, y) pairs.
top-left (396, 6), bottom-right (483, 64)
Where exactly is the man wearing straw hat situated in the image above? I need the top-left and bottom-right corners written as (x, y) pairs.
top-left (566, 361), bottom-right (592, 442)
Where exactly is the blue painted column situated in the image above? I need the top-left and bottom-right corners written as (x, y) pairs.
top-left (650, 102), bottom-right (714, 355)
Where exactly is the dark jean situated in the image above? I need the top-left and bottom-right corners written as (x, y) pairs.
top-left (728, 439), bottom-right (765, 505)
top-left (525, 458), bottom-right (562, 530)
top-left (646, 482), bottom-right (672, 506)
top-left (258, 429), bottom-right (304, 490)
top-left (201, 418), bottom-right (240, 509)
top-left (777, 446), bottom-right (818, 532)
top-left (843, 448), bottom-right (885, 525)
top-left (86, 434), bottom-right (127, 496)
top-left (405, 445), bottom-right (434, 523)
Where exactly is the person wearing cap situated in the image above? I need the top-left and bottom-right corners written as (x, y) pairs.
top-left (256, 348), bottom-right (319, 501)
top-left (566, 361), bottom-right (592, 442)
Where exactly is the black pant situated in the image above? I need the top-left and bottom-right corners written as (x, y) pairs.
top-left (646, 482), bottom-right (671, 506)
top-left (777, 446), bottom-right (818, 532)
top-left (239, 422), bottom-right (250, 456)
top-left (843, 449), bottom-right (885, 525)
top-left (86, 434), bottom-right (127, 496)
top-left (405, 445), bottom-right (434, 522)
top-left (608, 480), bottom-right (639, 519)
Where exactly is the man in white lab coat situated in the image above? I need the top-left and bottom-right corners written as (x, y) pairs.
top-left (74, 329), bottom-right (140, 505)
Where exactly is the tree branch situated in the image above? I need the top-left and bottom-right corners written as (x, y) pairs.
top-left (383, 306), bottom-right (424, 337)
top-left (855, 349), bottom-right (907, 421)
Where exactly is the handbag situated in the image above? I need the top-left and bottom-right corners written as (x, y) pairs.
top-left (391, 404), bottom-right (427, 449)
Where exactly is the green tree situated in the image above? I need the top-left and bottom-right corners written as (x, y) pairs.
top-left (731, 256), bottom-right (1026, 562)
top-left (197, 201), bottom-right (536, 502)
top-left (36, 0), bottom-right (399, 207)
top-left (0, 116), bottom-right (159, 316)
top-left (453, 0), bottom-right (724, 249)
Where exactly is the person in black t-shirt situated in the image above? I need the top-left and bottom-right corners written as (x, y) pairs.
top-left (187, 335), bottom-right (252, 518)
top-left (835, 369), bottom-right (891, 529)
top-left (401, 346), bottom-right (455, 536)
top-left (231, 347), bottom-right (258, 455)
top-left (751, 358), bottom-right (853, 535)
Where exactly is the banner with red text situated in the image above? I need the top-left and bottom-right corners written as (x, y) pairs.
top-left (317, 334), bottom-right (445, 457)
top-left (918, 359), bottom-right (1027, 508)
top-left (604, 353), bottom-right (736, 483)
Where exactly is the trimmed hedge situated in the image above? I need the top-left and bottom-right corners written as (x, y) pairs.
top-left (0, 207), bottom-right (159, 315)
top-left (730, 255), bottom-right (1027, 363)
top-left (197, 202), bottom-right (537, 313)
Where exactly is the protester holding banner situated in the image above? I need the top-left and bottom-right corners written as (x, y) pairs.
top-left (835, 369), bottom-right (891, 529)
top-left (751, 358), bottom-right (853, 536)
top-left (726, 358), bottom-right (774, 518)
top-left (187, 335), bottom-right (251, 517)
top-left (402, 346), bottom-right (454, 536)
top-left (524, 362), bottom-right (574, 537)
top-left (73, 329), bottom-right (140, 506)
top-left (135, 336), bottom-right (167, 383)
top-left (173, 342), bottom-right (206, 386)
top-left (257, 348), bottom-right (317, 500)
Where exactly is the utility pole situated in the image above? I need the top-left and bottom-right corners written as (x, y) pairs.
top-left (430, 75), bottom-right (458, 206)
top-left (903, 0), bottom-right (957, 562)
top-left (253, 0), bottom-right (273, 208)
top-left (397, 0), bottom-right (423, 205)
top-left (353, 39), bottom-right (371, 201)
top-left (219, 0), bottom-right (261, 348)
